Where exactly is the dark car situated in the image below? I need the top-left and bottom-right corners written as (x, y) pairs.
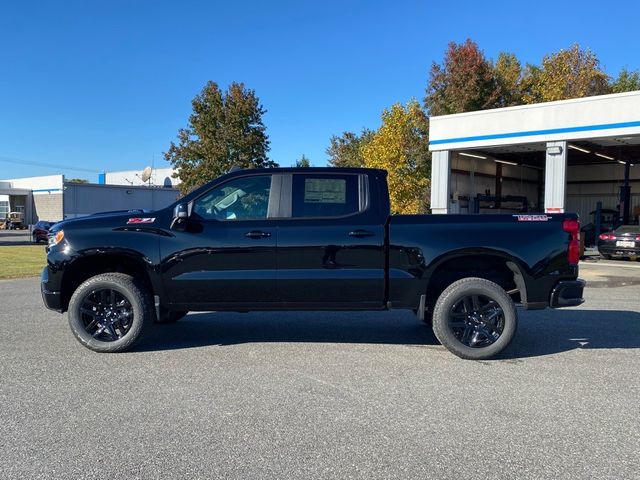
top-left (581, 209), bottom-right (621, 247)
top-left (32, 221), bottom-right (55, 243)
top-left (598, 225), bottom-right (640, 259)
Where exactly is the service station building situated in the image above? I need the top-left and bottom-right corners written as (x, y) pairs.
top-left (428, 91), bottom-right (640, 225)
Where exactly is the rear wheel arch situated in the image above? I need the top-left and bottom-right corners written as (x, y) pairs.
top-left (424, 252), bottom-right (528, 307)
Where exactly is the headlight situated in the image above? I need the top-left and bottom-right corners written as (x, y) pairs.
top-left (48, 230), bottom-right (65, 247)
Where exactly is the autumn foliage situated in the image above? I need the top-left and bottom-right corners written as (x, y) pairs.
top-left (360, 101), bottom-right (430, 214)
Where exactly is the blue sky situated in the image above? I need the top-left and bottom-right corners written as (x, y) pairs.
top-left (1, 0), bottom-right (639, 180)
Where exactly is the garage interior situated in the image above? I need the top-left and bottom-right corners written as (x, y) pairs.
top-left (447, 138), bottom-right (639, 222)
top-left (428, 91), bottom-right (640, 244)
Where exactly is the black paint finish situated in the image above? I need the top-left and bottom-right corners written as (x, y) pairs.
top-left (41, 167), bottom-right (584, 315)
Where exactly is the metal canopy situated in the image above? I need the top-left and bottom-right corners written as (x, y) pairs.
top-left (462, 134), bottom-right (640, 169)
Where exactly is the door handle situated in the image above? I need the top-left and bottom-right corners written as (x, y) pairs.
top-left (348, 230), bottom-right (375, 238)
top-left (245, 230), bottom-right (271, 239)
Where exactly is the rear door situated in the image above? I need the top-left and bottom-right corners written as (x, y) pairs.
top-left (276, 172), bottom-right (385, 308)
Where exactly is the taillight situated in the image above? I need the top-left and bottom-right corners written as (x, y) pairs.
top-left (562, 219), bottom-right (580, 265)
top-left (599, 233), bottom-right (615, 241)
top-left (636, 235), bottom-right (640, 242)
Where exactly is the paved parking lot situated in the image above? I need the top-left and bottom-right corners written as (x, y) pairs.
top-left (1, 262), bottom-right (638, 479)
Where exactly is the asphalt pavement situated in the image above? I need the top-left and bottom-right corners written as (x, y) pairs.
top-left (0, 263), bottom-right (639, 479)
top-left (0, 230), bottom-right (32, 245)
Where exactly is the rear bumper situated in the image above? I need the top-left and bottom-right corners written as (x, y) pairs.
top-left (598, 244), bottom-right (640, 256)
top-left (41, 267), bottom-right (62, 312)
top-left (550, 279), bottom-right (585, 308)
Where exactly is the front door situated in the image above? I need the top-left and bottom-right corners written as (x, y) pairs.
top-left (160, 174), bottom-right (278, 310)
top-left (276, 173), bottom-right (385, 308)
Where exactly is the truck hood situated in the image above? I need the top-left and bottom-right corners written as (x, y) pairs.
top-left (51, 209), bottom-right (156, 231)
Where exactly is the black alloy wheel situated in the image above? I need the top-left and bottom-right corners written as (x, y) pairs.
top-left (447, 294), bottom-right (505, 348)
top-left (432, 277), bottom-right (518, 360)
top-left (79, 288), bottom-right (134, 341)
top-left (68, 273), bottom-right (152, 352)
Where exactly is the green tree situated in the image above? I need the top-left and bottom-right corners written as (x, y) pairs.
top-left (66, 178), bottom-right (88, 184)
top-left (610, 67), bottom-right (640, 93)
top-left (493, 52), bottom-right (524, 107)
top-left (360, 100), bottom-right (430, 214)
top-left (523, 44), bottom-right (610, 103)
top-left (425, 39), bottom-right (499, 116)
top-left (326, 129), bottom-right (374, 167)
top-left (165, 81), bottom-right (276, 194)
top-left (294, 154), bottom-right (311, 167)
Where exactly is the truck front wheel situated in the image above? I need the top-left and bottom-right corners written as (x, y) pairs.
top-left (432, 277), bottom-right (517, 360)
top-left (67, 273), bottom-right (152, 353)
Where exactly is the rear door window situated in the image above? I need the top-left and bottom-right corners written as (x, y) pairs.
top-left (292, 174), bottom-right (361, 218)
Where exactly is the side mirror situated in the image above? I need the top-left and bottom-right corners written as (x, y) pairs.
top-left (170, 203), bottom-right (189, 231)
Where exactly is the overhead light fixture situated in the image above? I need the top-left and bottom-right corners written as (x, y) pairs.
top-left (459, 152), bottom-right (487, 160)
top-left (568, 144), bottom-right (591, 154)
top-left (547, 145), bottom-right (563, 155)
top-left (595, 152), bottom-right (615, 160)
top-left (494, 159), bottom-right (518, 166)
top-left (617, 160), bottom-right (626, 165)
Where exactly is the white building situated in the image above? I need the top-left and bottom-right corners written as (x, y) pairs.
top-left (1, 168), bottom-right (180, 223)
top-left (429, 91), bottom-right (640, 225)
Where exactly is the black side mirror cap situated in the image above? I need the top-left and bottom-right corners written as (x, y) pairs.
top-left (170, 203), bottom-right (189, 231)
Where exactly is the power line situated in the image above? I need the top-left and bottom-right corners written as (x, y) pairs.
top-left (0, 155), bottom-right (101, 174)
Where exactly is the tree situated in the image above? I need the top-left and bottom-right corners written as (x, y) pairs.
top-left (425, 39), bottom-right (499, 116)
top-left (523, 44), bottom-right (610, 103)
top-left (610, 67), bottom-right (640, 93)
top-left (360, 100), bottom-right (430, 214)
top-left (165, 81), bottom-right (276, 194)
top-left (66, 178), bottom-right (88, 184)
top-left (493, 52), bottom-right (524, 107)
top-left (294, 154), bottom-right (311, 168)
top-left (326, 129), bottom-right (374, 167)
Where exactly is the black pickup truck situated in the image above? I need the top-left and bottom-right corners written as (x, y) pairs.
top-left (41, 167), bottom-right (585, 359)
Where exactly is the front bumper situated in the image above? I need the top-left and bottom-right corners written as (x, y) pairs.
top-left (550, 279), bottom-right (585, 308)
top-left (41, 267), bottom-right (62, 312)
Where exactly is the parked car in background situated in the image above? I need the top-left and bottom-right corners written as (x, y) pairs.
top-left (581, 208), bottom-right (620, 247)
top-left (598, 225), bottom-right (640, 259)
top-left (32, 221), bottom-right (55, 243)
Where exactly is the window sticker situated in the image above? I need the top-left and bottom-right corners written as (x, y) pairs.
top-left (303, 179), bottom-right (346, 204)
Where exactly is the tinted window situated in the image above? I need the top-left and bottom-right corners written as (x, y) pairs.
top-left (193, 175), bottom-right (272, 221)
top-left (292, 174), bottom-right (360, 218)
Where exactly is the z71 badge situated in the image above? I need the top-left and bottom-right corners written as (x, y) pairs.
top-left (127, 217), bottom-right (156, 224)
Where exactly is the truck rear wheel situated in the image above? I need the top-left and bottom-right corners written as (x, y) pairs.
top-left (67, 273), bottom-right (152, 353)
top-left (432, 277), bottom-right (517, 360)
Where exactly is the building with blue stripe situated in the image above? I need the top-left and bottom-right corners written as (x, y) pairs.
top-left (428, 90), bottom-right (640, 225)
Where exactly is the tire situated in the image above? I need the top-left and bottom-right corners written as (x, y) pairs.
top-left (602, 254), bottom-right (612, 260)
top-left (68, 273), bottom-right (152, 353)
top-left (155, 309), bottom-right (188, 324)
top-left (432, 277), bottom-right (518, 360)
